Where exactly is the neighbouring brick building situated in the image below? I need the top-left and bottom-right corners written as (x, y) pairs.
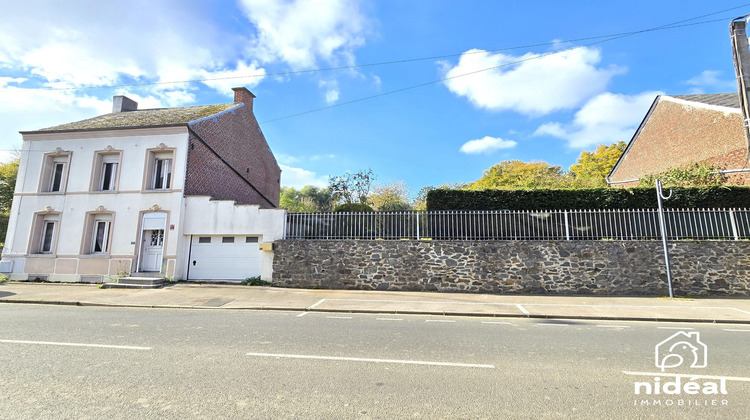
top-left (607, 93), bottom-right (750, 187)
top-left (0, 87), bottom-right (285, 283)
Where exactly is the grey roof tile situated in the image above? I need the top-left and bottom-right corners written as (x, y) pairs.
top-left (670, 93), bottom-right (740, 109)
top-left (29, 103), bottom-right (238, 133)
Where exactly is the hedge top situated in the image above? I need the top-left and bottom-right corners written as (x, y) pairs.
top-left (425, 187), bottom-right (750, 211)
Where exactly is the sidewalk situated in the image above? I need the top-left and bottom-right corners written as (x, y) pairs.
top-left (1, 281), bottom-right (750, 324)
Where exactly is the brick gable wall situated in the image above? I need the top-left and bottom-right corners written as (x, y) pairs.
top-left (609, 98), bottom-right (750, 187)
top-left (184, 104), bottom-right (281, 208)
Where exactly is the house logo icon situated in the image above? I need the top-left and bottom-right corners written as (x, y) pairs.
top-left (655, 331), bottom-right (707, 372)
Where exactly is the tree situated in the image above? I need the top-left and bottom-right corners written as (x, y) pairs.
top-left (569, 141), bottom-right (626, 187)
top-left (369, 181), bottom-right (411, 211)
top-left (639, 163), bottom-right (727, 187)
top-left (467, 160), bottom-right (569, 190)
top-left (0, 158), bottom-right (18, 213)
top-left (328, 169), bottom-right (376, 205)
top-left (280, 186), bottom-right (334, 212)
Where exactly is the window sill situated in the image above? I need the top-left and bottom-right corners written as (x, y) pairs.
top-left (141, 189), bottom-right (173, 193)
top-left (88, 190), bottom-right (119, 194)
top-left (26, 253), bottom-right (57, 258)
top-left (78, 254), bottom-right (111, 259)
top-left (36, 191), bottom-right (66, 195)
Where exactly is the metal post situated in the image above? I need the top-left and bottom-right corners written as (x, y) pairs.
top-left (564, 210), bottom-right (570, 240)
top-left (656, 180), bottom-right (674, 298)
top-left (729, 209), bottom-right (740, 241)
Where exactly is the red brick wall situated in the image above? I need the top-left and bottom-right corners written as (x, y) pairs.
top-left (185, 104), bottom-right (281, 208)
top-left (610, 98), bottom-right (750, 187)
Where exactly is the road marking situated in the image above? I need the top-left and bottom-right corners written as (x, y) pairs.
top-left (425, 319), bottom-right (456, 323)
top-left (622, 371), bottom-right (750, 382)
top-left (658, 326), bottom-right (694, 330)
top-left (722, 328), bottom-right (750, 332)
top-left (482, 321), bottom-right (512, 325)
top-left (596, 325), bottom-right (631, 328)
top-left (246, 352), bottom-right (495, 369)
top-left (376, 318), bottom-right (403, 321)
top-left (326, 316), bottom-right (352, 319)
top-left (516, 304), bottom-right (530, 316)
top-left (538, 323), bottom-right (570, 327)
top-left (0, 339), bottom-right (152, 351)
top-left (307, 299), bottom-right (326, 310)
top-left (296, 312), bottom-right (309, 318)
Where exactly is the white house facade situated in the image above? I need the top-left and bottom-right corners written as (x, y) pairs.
top-left (1, 88), bottom-right (285, 283)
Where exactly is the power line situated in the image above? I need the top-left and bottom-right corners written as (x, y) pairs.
top-left (37, 3), bottom-right (749, 93)
top-left (259, 16), bottom-right (743, 124)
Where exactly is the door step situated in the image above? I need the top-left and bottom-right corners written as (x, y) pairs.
top-left (101, 276), bottom-right (165, 289)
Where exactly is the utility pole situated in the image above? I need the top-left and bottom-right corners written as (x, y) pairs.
top-left (730, 16), bottom-right (750, 149)
top-left (655, 180), bottom-right (674, 298)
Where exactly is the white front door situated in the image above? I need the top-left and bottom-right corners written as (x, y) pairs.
top-left (139, 213), bottom-right (167, 272)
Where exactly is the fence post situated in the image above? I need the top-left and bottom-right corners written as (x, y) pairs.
top-left (416, 211), bottom-right (421, 240)
top-left (564, 210), bottom-right (570, 241)
top-left (729, 208), bottom-right (740, 241)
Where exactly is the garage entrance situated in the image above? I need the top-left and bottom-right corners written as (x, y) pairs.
top-left (187, 235), bottom-right (261, 281)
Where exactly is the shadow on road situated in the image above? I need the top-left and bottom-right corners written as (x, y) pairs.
top-left (0, 291), bottom-right (17, 298)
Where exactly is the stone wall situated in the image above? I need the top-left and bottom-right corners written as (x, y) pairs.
top-left (272, 240), bottom-right (750, 296)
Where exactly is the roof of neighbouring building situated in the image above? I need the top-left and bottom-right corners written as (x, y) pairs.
top-left (670, 93), bottom-right (740, 109)
top-left (25, 103), bottom-right (239, 133)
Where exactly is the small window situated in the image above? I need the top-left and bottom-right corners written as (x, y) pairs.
top-left (40, 152), bottom-right (71, 193)
top-left (153, 158), bottom-right (172, 189)
top-left (222, 237), bottom-right (234, 243)
top-left (198, 237), bottom-right (211, 244)
top-left (50, 162), bottom-right (65, 192)
top-left (245, 237), bottom-right (259, 243)
top-left (92, 220), bottom-right (111, 253)
top-left (40, 221), bottom-right (56, 253)
top-left (31, 213), bottom-right (60, 255)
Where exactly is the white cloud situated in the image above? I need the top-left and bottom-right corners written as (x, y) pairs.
top-left (534, 91), bottom-right (661, 148)
top-left (685, 70), bottom-right (736, 94)
top-left (199, 61), bottom-right (267, 97)
top-left (442, 47), bottom-right (624, 116)
top-left (459, 136), bottom-right (517, 154)
top-left (280, 164), bottom-right (329, 189)
top-left (319, 79), bottom-right (340, 104)
top-left (238, 0), bottom-right (370, 70)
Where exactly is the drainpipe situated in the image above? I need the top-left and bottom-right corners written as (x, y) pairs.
top-left (730, 16), bottom-right (750, 153)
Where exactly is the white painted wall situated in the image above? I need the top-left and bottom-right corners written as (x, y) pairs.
top-left (182, 196), bottom-right (286, 281)
top-left (1, 127), bottom-right (189, 281)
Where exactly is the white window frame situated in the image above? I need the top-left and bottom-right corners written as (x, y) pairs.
top-left (40, 220), bottom-right (56, 253)
top-left (91, 217), bottom-right (111, 254)
top-left (49, 161), bottom-right (65, 192)
top-left (99, 157), bottom-right (119, 191)
top-left (152, 157), bottom-right (172, 190)
top-left (29, 212), bottom-right (61, 255)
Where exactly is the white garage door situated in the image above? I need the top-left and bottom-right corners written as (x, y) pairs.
top-left (188, 235), bottom-right (261, 280)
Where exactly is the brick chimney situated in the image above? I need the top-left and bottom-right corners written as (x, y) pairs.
top-left (112, 95), bottom-right (138, 113)
top-left (232, 87), bottom-right (256, 111)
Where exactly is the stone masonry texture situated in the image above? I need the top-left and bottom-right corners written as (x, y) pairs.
top-left (272, 240), bottom-right (750, 296)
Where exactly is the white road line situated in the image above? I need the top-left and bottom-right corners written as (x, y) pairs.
top-left (722, 328), bottom-right (750, 332)
top-left (481, 321), bottom-right (512, 325)
top-left (376, 318), bottom-right (403, 321)
top-left (596, 325), bottom-right (631, 328)
top-left (538, 323), bottom-right (570, 327)
top-left (307, 299), bottom-right (326, 310)
top-left (296, 312), bottom-right (309, 318)
top-left (516, 304), bottom-right (530, 316)
top-left (622, 371), bottom-right (750, 382)
top-left (658, 327), bottom-right (694, 330)
top-left (246, 352), bottom-right (495, 369)
top-left (0, 339), bottom-right (152, 351)
top-left (425, 319), bottom-right (456, 323)
top-left (326, 316), bottom-right (352, 319)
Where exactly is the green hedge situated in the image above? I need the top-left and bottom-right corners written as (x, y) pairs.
top-left (426, 187), bottom-right (750, 211)
top-left (334, 203), bottom-right (375, 212)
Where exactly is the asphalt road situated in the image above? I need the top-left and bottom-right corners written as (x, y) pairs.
top-left (0, 304), bottom-right (748, 419)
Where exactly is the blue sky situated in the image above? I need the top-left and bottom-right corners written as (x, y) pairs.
top-left (1, 1), bottom-right (748, 196)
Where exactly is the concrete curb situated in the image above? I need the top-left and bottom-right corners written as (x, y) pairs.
top-left (3, 298), bottom-right (750, 325)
